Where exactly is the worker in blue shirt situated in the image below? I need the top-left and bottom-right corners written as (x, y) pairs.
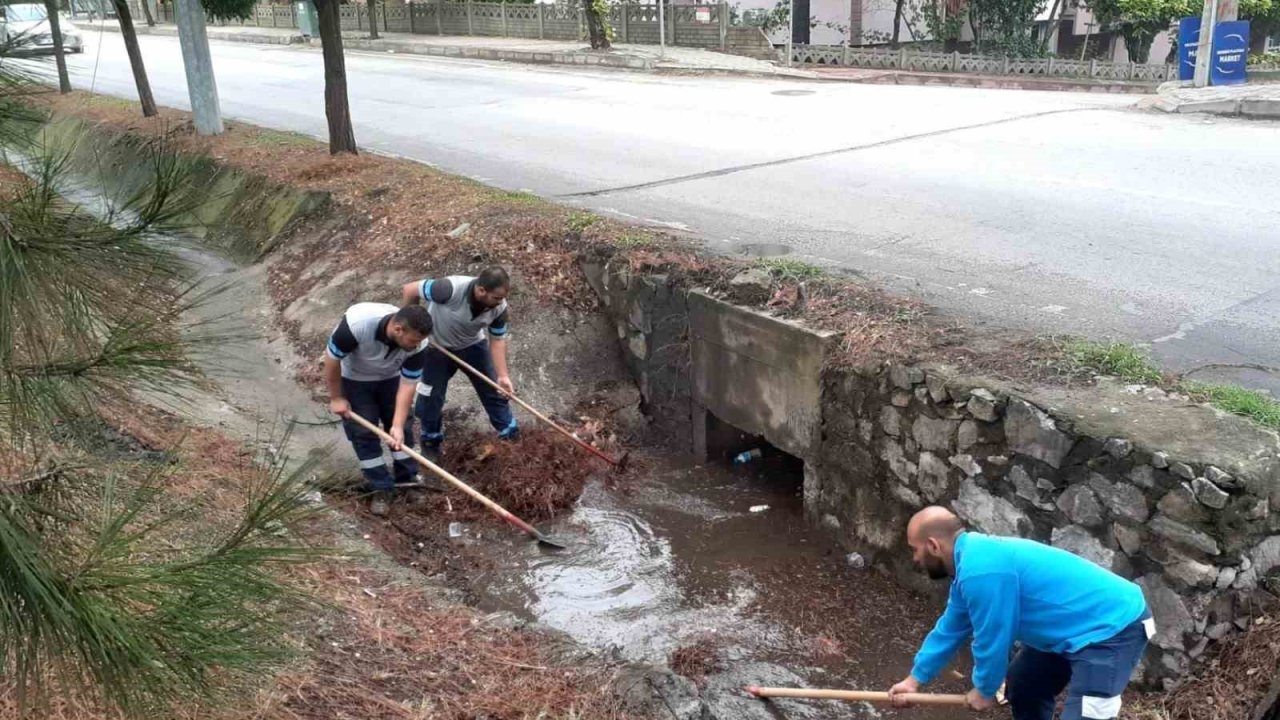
top-left (888, 507), bottom-right (1154, 720)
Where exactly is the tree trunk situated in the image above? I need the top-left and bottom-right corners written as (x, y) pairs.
top-left (314, 0), bottom-right (358, 154)
top-left (44, 0), bottom-right (71, 93)
top-left (1124, 28), bottom-right (1153, 63)
top-left (140, 0), bottom-right (156, 27)
top-left (1038, 0), bottom-right (1061, 53)
top-left (891, 0), bottom-right (905, 47)
top-left (113, 0), bottom-right (157, 117)
top-left (366, 0), bottom-right (379, 38)
top-left (583, 0), bottom-right (610, 49)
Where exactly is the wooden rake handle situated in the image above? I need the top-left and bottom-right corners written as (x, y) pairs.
top-left (746, 686), bottom-right (968, 706)
top-left (431, 344), bottom-right (623, 467)
top-left (344, 411), bottom-right (541, 538)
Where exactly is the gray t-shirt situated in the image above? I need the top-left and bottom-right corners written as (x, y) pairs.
top-left (326, 302), bottom-right (427, 382)
top-left (414, 275), bottom-right (509, 351)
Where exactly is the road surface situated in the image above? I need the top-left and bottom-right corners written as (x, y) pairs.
top-left (62, 31), bottom-right (1280, 393)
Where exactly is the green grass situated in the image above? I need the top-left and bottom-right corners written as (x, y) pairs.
top-left (1058, 339), bottom-right (1165, 385)
top-left (1058, 339), bottom-right (1280, 430)
top-left (245, 129), bottom-right (318, 148)
top-left (566, 211), bottom-right (599, 234)
top-left (1181, 382), bottom-right (1280, 430)
top-left (755, 257), bottom-right (823, 281)
top-left (613, 234), bottom-right (654, 249)
top-left (501, 190), bottom-right (543, 206)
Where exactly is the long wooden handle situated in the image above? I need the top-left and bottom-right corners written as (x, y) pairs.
top-left (344, 412), bottom-right (539, 537)
top-left (432, 344), bottom-right (621, 467)
top-left (746, 687), bottom-right (968, 706)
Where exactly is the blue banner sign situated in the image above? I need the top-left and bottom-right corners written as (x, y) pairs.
top-left (1178, 16), bottom-right (1251, 85)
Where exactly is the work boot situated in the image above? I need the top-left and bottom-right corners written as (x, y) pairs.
top-left (369, 491), bottom-right (392, 517)
top-left (420, 444), bottom-right (443, 466)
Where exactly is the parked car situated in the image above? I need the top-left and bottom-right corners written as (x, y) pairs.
top-left (0, 3), bottom-right (85, 54)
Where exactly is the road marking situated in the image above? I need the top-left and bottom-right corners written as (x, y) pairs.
top-left (560, 107), bottom-right (1109, 198)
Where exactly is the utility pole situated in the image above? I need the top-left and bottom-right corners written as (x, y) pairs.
top-left (658, 0), bottom-right (665, 57)
top-left (1192, 0), bottom-right (1216, 87)
top-left (174, 0), bottom-right (224, 135)
top-left (786, 0), bottom-right (794, 66)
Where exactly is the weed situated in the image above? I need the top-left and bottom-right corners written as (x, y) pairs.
top-left (613, 234), bottom-right (654, 249)
top-left (1057, 339), bottom-right (1164, 384)
top-left (502, 190), bottom-right (543, 206)
top-left (566, 211), bottom-right (599, 234)
top-left (755, 257), bottom-right (823, 281)
top-left (1180, 382), bottom-right (1280, 430)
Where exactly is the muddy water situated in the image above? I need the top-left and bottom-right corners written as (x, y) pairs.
top-left (456, 455), bottom-right (977, 720)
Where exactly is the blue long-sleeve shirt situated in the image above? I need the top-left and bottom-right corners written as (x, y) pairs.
top-left (910, 532), bottom-right (1148, 698)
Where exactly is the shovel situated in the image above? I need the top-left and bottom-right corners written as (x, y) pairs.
top-left (346, 412), bottom-right (569, 549)
top-left (745, 686), bottom-right (968, 706)
top-left (431, 345), bottom-right (629, 470)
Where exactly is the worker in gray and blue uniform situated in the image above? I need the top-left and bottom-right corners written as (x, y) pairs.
top-left (400, 266), bottom-right (517, 464)
top-left (325, 302), bottom-right (433, 516)
top-left (889, 506), bottom-right (1154, 720)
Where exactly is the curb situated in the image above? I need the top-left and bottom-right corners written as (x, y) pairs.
top-left (809, 68), bottom-right (1159, 94)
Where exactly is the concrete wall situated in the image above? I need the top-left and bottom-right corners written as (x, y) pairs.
top-left (688, 291), bottom-right (835, 461)
top-left (583, 255), bottom-right (1280, 689)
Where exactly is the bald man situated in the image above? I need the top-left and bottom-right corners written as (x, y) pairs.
top-left (887, 507), bottom-right (1154, 720)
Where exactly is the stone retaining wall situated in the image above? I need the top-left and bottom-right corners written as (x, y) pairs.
top-left (582, 254), bottom-right (1280, 687)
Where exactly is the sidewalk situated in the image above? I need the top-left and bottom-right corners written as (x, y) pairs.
top-left (95, 21), bottom-right (814, 77)
top-left (1146, 80), bottom-right (1280, 119)
top-left (94, 21), bottom-right (1174, 93)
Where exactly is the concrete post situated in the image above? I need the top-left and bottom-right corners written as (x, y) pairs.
top-left (1193, 0), bottom-right (1216, 87)
top-left (718, 1), bottom-right (726, 51)
top-left (537, 1), bottom-right (544, 38)
top-left (409, 0), bottom-right (415, 32)
top-left (500, 0), bottom-right (507, 36)
top-left (898, 46), bottom-right (906, 68)
top-left (436, 0), bottom-right (443, 34)
top-left (1089, 57), bottom-right (1097, 77)
top-left (173, 0), bottom-right (223, 135)
top-left (466, 0), bottom-right (473, 35)
top-left (1048, 55), bottom-right (1055, 75)
top-left (951, 49), bottom-right (958, 71)
top-left (620, 2), bottom-right (628, 43)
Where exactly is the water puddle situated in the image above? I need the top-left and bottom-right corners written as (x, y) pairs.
top-left (458, 456), bottom-right (975, 719)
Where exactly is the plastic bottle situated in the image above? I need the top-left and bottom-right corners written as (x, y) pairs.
top-left (733, 448), bottom-right (763, 465)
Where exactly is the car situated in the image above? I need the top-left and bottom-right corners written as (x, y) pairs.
top-left (0, 3), bottom-right (85, 54)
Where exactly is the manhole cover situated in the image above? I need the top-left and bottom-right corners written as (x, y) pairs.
top-left (771, 89), bottom-right (816, 96)
top-left (735, 243), bottom-right (793, 258)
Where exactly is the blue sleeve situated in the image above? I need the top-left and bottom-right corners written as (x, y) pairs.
top-left (961, 572), bottom-right (1020, 698)
top-left (326, 317), bottom-right (358, 360)
top-left (488, 308), bottom-right (509, 338)
top-left (420, 277), bottom-right (453, 304)
top-left (400, 347), bottom-right (426, 381)
top-left (910, 580), bottom-right (972, 685)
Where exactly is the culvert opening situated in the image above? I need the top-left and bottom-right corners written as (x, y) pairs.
top-left (702, 409), bottom-right (805, 490)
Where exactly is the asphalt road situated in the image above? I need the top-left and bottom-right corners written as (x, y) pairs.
top-left (62, 31), bottom-right (1280, 393)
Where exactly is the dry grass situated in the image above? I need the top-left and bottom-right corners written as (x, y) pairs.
top-left (38, 92), bottom-right (979, 378)
top-left (668, 638), bottom-right (722, 685)
top-left (1129, 615), bottom-right (1280, 720)
top-left (0, 404), bottom-right (643, 720)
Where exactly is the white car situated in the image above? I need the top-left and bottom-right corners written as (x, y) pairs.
top-left (0, 3), bottom-right (85, 54)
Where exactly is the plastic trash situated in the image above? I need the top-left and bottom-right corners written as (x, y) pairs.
top-left (749, 504), bottom-right (770, 513)
top-left (846, 552), bottom-right (866, 570)
top-left (733, 448), bottom-right (763, 465)
top-left (448, 522), bottom-right (464, 538)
